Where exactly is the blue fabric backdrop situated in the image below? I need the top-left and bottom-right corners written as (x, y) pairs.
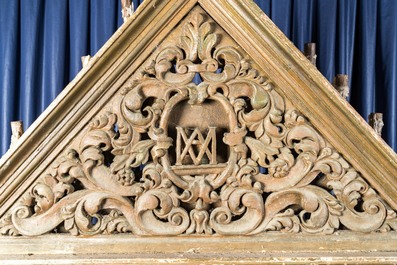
top-left (1, 0), bottom-right (396, 157)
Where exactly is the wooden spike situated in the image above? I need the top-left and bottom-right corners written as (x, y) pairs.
top-left (304, 42), bottom-right (317, 66)
top-left (81, 55), bottom-right (91, 68)
top-left (333, 74), bottom-right (350, 99)
top-left (121, 0), bottom-right (134, 22)
top-left (10, 121), bottom-right (24, 149)
top-left (368, 113), bottom-right (384, 136)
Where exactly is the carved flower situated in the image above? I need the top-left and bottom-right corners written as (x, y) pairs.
top-left (269, 159), bottom-right (289, 178)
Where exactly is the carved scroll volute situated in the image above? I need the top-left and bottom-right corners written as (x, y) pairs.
top-left (2, 6), bottom-right (397, 237)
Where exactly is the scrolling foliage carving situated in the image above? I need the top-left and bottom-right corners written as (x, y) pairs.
top-left (2, 8), bottom-right (397, 237)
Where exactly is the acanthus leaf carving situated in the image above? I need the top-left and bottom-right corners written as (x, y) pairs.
top-left (2, 6), bottom-right (397, 237)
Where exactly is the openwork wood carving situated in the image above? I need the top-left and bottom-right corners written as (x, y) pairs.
top-left (2, 8), bottom-right (397, 237)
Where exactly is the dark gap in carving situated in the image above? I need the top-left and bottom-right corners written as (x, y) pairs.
top-left (141, 132), bottom-right (150, 141)
top-left (181, 201), bottom-right (196, 212)
top-left (312, 172), bottom-right (331, 191)
top-left (231, 207), bottom-right (247, 222)
top-left (193, 73), bottom-right (202, 84)
top-left (259, 167), bottom-right (268, 174)
top-left (193, 56), bottom-right (202, 65)
top-left (133, 166), bottom-right (143, 182)
top-left (169, 90), bottom-right (179, 99)
top-left (276, 125), bottom-right (284, 134)
top-left (72, 179), bottom-right (85, 191)
top-left (211, 47), bottom-right (216, 58)
top-left (217, 127), bottom-right (229, 164)
top-left (245, 130), bottom-right (256, 138)
top-left (141, 133), bottom-right (153, 165)
top-left (240, 96), bottom-right (253, 113)
top-left (180, 48), bottom-right (187, 60)
top-left (55, 223), bottom-right (67, 234)
top-left (170, 59), bottom-right (177, 73)
top-left (167, 126), bottom-right (177, 165)
top-left (301, 212), bottom-right (311, 222)
top-left (91, 217), bottom-right (98, 225)
top-left (141, 97), bottom-right (156, 116)
top-left (353, 198), bottom-right (364, 213)
top-left (262, 191), bottom-right (270, 202)
top-left (290, 143), bottom-right (300, 159)
top-left (113, 124), bottom-right (120, 140)
top-left (71, 149), bottom-right (80, 160)
top-left (213, 186), bottom-right (223, 199)
top-left (103, 149), bottom-right (115, 168)
top-left (216, 87), bottom-right (225, 95)
top-left (217, 57), bottom-right (225, 73)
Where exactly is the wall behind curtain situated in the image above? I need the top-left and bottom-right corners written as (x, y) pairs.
top-left (0, 0), bottom-right (396, 157)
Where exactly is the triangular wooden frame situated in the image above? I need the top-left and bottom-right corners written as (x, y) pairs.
top-left (1, 0), bottom-right (397, 263)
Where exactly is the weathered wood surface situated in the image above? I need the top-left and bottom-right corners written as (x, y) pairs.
top-left (0, 0), bottom-right (397, 263)
top-left (0, 232), bottom-right (397, 264)
top-left (1, 5), bottom-right (396, 238)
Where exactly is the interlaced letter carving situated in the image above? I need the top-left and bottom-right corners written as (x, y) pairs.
top-left (1, 7), bottom-right (397, 237)
top-left (176, 127), bottom-right (217, 166)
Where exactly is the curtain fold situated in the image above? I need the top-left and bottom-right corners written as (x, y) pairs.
top-left (0, 0), bottom-right (397, 156)
top-left (350, 0), bottom-right (378, 124)
top-left (68, 0), bottom-right (90, 81)
top-left (0, 0), bottom-right (20, 155)
top-left (291, 0), bottom-right (315, 51)
top-left (377, 0), bottom-right (397, 150)
top-left (19, 0), bottom-right (44, 127)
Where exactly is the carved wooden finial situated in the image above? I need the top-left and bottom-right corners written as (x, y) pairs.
top-left (81, 55), bottom-right (91, 68)
top-left (10, 121), bottom-right (24, 148)
top-left (121, 0), bottom-right (134, 22)
top-left (333, 74), bottom-right (350, 99)
top-left (304, 42), bottom-right (317, 66)
top-left (368, 113), bottom-right (384, 136)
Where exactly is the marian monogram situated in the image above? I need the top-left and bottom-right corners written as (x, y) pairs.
top-left (175, 127), bottom-right (217, 166)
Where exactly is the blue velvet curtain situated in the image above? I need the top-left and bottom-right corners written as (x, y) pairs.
top-left (1, 0), bottom-right (397, 157)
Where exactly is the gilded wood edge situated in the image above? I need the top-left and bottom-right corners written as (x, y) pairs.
top-left (0, 0), bottom-right (198, 214)
top-left (199, 0), bottom-right (397, 210)
top-left (0, 232), bottom-right (397, 264)
top-left (1, 255), bottom-right (397, 265)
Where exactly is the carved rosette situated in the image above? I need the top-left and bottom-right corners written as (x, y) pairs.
top-left (2, 8), bottom-right (397, 237)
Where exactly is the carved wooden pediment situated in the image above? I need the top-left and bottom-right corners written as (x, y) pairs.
top-left (1, 0), bottom-right (397, 263)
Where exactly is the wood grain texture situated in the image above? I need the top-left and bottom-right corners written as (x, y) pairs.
top-left (0, 232), bottom-right (397, 264)
top-left (0, 0), bottom-right (397, 263)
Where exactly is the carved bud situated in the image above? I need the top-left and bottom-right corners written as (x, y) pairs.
top-left (10, 121), bottom-right (24, 149)
top-left (121, 0), bottom-right (134, 22)
top-left (333, 74), bottom-right (350, 99)
top-left (304, 42), bottom-right (317, 66)
top-left (368, 113), bottom-right (384, 136)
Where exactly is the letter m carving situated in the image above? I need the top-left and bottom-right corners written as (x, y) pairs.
top-left (176, 127), bottom-right (217, 166)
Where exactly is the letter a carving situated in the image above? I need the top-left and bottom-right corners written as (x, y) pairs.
top-left (176, 127), bottom-right (217, 166)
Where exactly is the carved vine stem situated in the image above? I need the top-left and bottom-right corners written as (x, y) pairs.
top-left (1, 8), bottom-right (396, 237)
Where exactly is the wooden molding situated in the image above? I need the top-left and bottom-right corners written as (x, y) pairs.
top-left (1, 0), bottom-right (397, 263)
top-left (1, 232), bottom-right (397, 264)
